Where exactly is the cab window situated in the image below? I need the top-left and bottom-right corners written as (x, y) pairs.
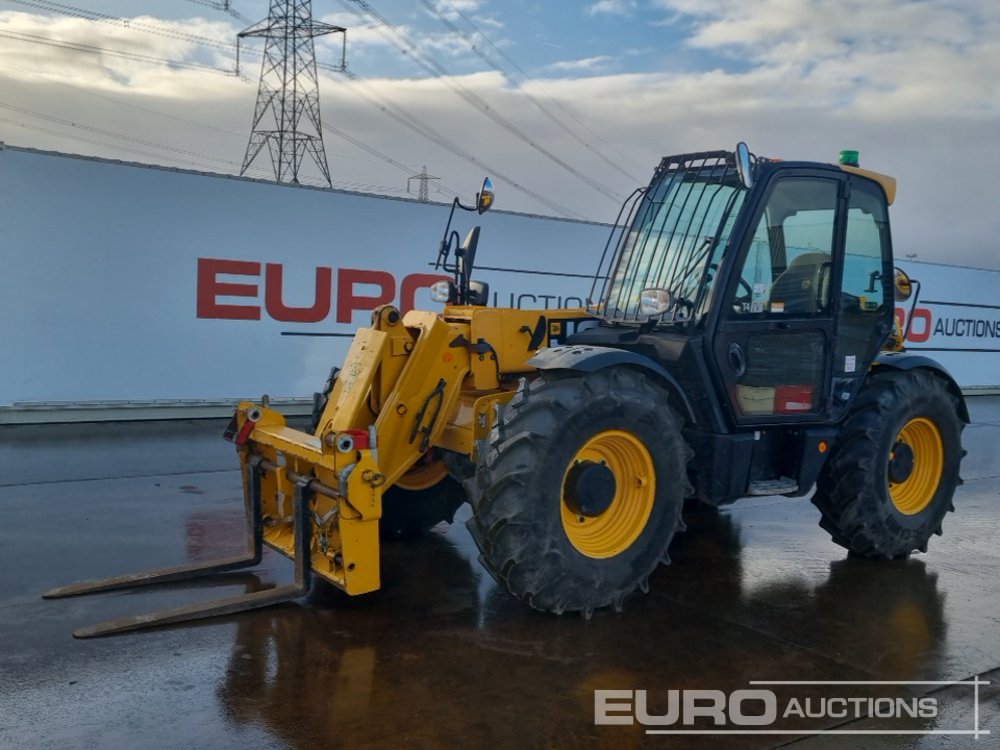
top-left (834, 180), bottom-right (892, 376)
top-left (731, 178), bottom-right (839, 315)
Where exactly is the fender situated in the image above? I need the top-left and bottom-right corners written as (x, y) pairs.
top-left (527, 345), bottom-right (697, 425)
top-left (874, 351), bottom-right (970, 423)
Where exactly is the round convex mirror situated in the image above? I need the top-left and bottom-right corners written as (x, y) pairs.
top-left (477, 177), bottom-right (495, 214)
top-left (894, 267), bottom-right (913, 301)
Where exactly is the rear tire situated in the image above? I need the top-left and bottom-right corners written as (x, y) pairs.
top-left (310, 366), bottom-right (466, 539)
top-left (812, 369), bottom-right (964, 559)
top-left (468, 368), bottom-right (691, 616)
top-left (379, 464), bottom-right (468, 539)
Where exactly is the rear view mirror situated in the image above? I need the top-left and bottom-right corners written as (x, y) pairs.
top-left (894, 267), bottom-right (913, 301)
top-left (735, 142), bottom-right (754, 190)
top-left (477, 177), bottom-right (495, 214)
top-left (459, 226), bottom-right (480, 273)
top-left (467, 280), bottom-right (490, 306)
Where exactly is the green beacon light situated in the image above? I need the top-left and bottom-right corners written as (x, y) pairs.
top-left (839, 149), bottom-right (860, 167)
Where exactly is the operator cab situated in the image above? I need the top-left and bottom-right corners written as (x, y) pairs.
top-left (569, 144), bottom-right (906, 502)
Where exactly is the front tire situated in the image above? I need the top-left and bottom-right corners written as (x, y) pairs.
top-left (812, 369), bottom-right (964, 559)
top-left (468, 368), bottom-right (691, 616)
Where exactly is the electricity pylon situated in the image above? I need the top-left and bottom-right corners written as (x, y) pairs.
top-left (238, 1), bottom-right (346, 185)
top-left (407, 166), bottom-right (439, 202)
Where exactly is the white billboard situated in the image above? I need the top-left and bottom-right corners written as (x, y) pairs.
top-left (892, 259), bottom-right (1000, 392)
top-left (0, 146), bottom-right (997, 422)
top-left (0, 146), bottom-right (606, 414)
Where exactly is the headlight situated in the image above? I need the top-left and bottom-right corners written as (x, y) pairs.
top-left (639, 288), bottom-right (673, 316)
top-left (429, 280), bottom-right (454, 303)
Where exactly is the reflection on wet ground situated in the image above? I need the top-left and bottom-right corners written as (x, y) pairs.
top-left (1, 401), bottom-right (998, 749)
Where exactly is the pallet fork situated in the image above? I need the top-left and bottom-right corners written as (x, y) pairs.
top-left (43, 301), bottom-right (592, 637)
top-left (43, 456), bottom-right (314, 638)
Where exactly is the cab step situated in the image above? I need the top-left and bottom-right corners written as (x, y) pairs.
top-left (748, 477), bottom-right (799, 496)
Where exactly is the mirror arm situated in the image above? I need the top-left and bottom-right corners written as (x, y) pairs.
top-left (865, 270), bottom-right (880, 294)
top-left (433, 179), bottom-right (493, 296)
top-left (437, 197), bottom-right (477, 270)
top-left (434, 237), bottom-right (449, 270)
top-left (458, 268), bottom-right (468, 306)
top-left (455, 233), bottom-right (469, 305)
top-left (901, 278), bottom-right (922, 346)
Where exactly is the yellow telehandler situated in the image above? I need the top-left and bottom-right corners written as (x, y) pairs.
top-left (47, 145), bottom-right (967, 636)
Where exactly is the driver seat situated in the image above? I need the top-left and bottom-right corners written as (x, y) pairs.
top-left (769, 252), bottom-right (831, 314)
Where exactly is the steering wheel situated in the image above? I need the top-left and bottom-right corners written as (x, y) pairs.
top-left (708, 263), bottom-right (754, 312)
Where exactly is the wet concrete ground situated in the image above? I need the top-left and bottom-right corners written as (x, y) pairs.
top-left (1, 401), bottom-right (997, 749)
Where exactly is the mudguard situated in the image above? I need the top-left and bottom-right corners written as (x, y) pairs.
top-left (874, 351), bottom-right (970, 423)
top-left (527, 345), bottom-right (697, 424)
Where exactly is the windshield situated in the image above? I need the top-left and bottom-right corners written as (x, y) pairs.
top-left (595, 151), bottom-right (747, 323)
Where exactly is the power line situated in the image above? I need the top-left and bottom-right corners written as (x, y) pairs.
top-left (0, 114), bottom-right (248, 172)
top-left (321, 120), bottom-right (412, 174)
top-left (0, 2), bottom-right (576, 215)
top-left (0, 109), bottom-right (414, 195)
top-left (0, 97), bottom-right (306, 180)
top-left (0, 59), bottom-right (433, 180)
top-left (0, 59), bottom-right (246, 137)
top-left (0, 100), bottom-right (242, 166)
top-left (319, 121), bottom-right (467, 198)
top-left (418, 0), bottom-right (643, 185)
top-left (0, 28), bottom-right (232, 75)
top-left (343, 0), bottom-right (621, 202)
top-left (183, 0), bottom-right (250, 23)
top-left (0, 0), bottom-right (441, 193)
top-left (433, 0), bottom-right (648, 177)
top-left (0, 25), bottom-right (461, 199)
top-left (336, 0), bottom-right (622, 204)
top-left (330, 65), bottom-right (584, 218)
top-left (2, 0), bottom-right (239, 53)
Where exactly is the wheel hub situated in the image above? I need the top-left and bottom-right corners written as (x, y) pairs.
top-left (888, 417), bottom-right (944, 516)
top-left (888, 441), bottom-right (915, 483)
top-left (559, 429), bottom-right (656, 559)
top-left (563, 461), bottom-right (617, 517)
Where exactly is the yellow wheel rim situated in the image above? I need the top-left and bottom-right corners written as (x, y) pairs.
top-left (888, 417), bottom-right (943, 515)
top-left (560, 429), bottom-right (655, 559)
top-left (396, 456), bottom-right (449, 491)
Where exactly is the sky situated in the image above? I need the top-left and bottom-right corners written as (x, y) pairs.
top-left (0, 0), bottom-right (998, 268)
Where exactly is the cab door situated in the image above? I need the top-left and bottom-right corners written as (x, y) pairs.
top-left (710, 172), bottom-right (846, 426)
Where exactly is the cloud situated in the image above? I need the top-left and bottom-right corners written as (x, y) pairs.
top-left (435, 0), bottom-right (482, 14)
top-left (658, 0), bottom-right (987, 50)
top-left (588, 0), bottom-right (637, 16)
top-left (424, 0), bottom-right (505, 36)
top-left (649, 0), bottom-right (1000, 119)
top-left (0, 10), bottom-right (241, 95)
top-left (316, 8), bottom-right (509, 75)
top-left (655, 0), bottom-right (998, 69)
top-left (0, 3), bottom-right (998, 268)
top-left (546, 55), bottom-right (615, 73)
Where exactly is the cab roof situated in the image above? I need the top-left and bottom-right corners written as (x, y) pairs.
top-left (838, 164), bottom-right (897, 205)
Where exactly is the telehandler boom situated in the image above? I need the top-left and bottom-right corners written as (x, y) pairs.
top-left (47, 146), bottom-right (966, 636)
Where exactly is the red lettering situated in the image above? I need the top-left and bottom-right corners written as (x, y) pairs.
top-left (894, 307), bottom-right (905, 333)
top-left (264, 263), bottom-right (332, 323)
top-left (336, 268), bottom-right (395, 323)
top-left (197, 258), bottom-right (260, 320)
top-left (401, 273), bottom-right (450, 313)
top-left (906, 307), bottom-right (932, 343)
